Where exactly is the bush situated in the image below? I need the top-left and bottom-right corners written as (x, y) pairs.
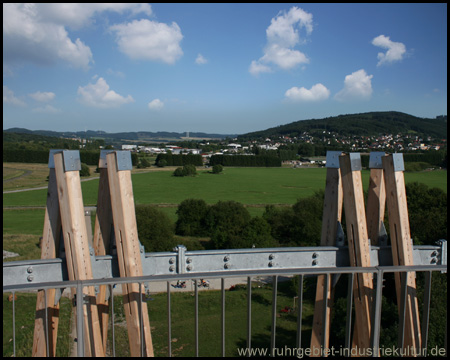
top-left (212, 164), bottom-right (223, 174)
top-left (137, 158), bottom-right (151, 169)
top-left (173, 164), bottom-right (197, 177)
top-left (135, 205), bottom-right (177, 252)
top-left (80, 163), bottom-right (90, 177)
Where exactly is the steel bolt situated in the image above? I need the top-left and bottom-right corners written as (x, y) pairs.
top-left (224, 256), bottom-right (230, 262)
top-left (169, 258), bottom-right (175, 264)
top-left (312, 253), bottom-right (318, 259)
top-left (268, 261), bottom-right (273, 267)
top-left (169, 265), bottom-right (175, 272)
top-left (186, 257), bottom-right (192, 264)
top-left (186, 265), bottom-right (192, 271)
top-left (269, 254), bottom-right (275, 260)
top-left (224, 263), bottom-right (230, 269)
top-left (27, 267), bottom-right (33, 274)
top-left (27, 275), bottom-right (34, 282)
top-left (430, 258), bottom-right (437, 264)
top-left (312, 260), bottom-right (318, 266)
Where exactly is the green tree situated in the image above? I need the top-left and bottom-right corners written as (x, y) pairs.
top-left (212, 164), bottom-right (223, 174)
top-left (175, 199), bottom-right (209, 236)
top-left (228, 217), bottom-right (277, 249)
top-left (135, 205), bottom-right (177, 252)
top-left (80, 163), bottom-right (90, 177)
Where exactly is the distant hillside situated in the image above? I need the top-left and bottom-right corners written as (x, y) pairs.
top-left (238, 112), bottom-right (447, 141)
top-left (3, 128), bottom-right (235, 142)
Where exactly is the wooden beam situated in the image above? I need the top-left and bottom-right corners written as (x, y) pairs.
top-left (32, 168), bottom-right (61, 357)
top-left (92, 167), bottom-right (114, 353)
top-left (382, 154), bottom-right (421, 354)
top-left (366, 152), bottom-right (386, 246)
top-left (53, 151), bottom-right (105, 357)
top-left (310, 154), bottom-right (343, 355)
top-left (339, 153), bottom-right (374, 353)
top-left (106, 151), bottom-right (154, 357)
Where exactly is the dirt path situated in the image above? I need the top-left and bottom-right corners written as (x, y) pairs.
top-left (3, 169), bottom-right (32, 183)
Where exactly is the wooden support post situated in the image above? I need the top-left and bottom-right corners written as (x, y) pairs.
top-left (310, 151), bottom-right (343, 355)
top-left (53, 151), bottom-right (105, 357)
top-left (366, 152), bottom-right (387, 246)
top-left (382, 153), bottom-right (421, 355)
top-left (32, 150), bottom-right (63, 357)
top-left (106, 151), bottom-right (154, 357)
top-left (92, 150), bottom-right (115, 353)
top-left (339, 153), bottom-right (374, 354)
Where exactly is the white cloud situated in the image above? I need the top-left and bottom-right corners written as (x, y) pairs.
top-left (195, 54), bottom-right (208, 65)
top-left (29, 91), bottom-right (55, 102)
top-left (285, 83), bottom-right (330, 102)
top-left (110, 19), bottom-right (183, 64)
top-left (250, 6), bottom-right (312, 76)
top-left (32, 104), bottom-right (60, 113)
top-left (3, 85), bottom-right (26, 106)
top-left (3, 3), bottom-right (151, 69)
top-left (77, 77), bottom-right (134, 108)
top-left (148, 99), bottom-right (164, 110)
top-left (334, 69), bottom-right (373, 102)
top-left (372, 35), bottom-right (406, 66)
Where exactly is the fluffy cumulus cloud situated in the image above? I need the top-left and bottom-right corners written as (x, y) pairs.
top-left (250, 6), bottom-right (313, 76)
top-left (372, 35), bottom-right (406, 66)
top-left (148, 98), bottom-right (164, 110)
top-left (109, 19), bottom-right (183, 64)
top-left (77, 77), bottom-right (134, 108)
top-left (3, 3), bottom-right (152, 69)
top-left (334, 69), bottom-right (373, 102)
top-left (3, 85), bottom-right (26, 106)
top-left (29, 91), bottom-right (55, 102)
top-left (285, 83), bottom-right (330, 102)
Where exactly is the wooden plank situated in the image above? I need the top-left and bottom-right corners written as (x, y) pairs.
top-left (32, 168), bottom-right (62, 357)
top-left (310, 166), bottom-right (343, 355)
top-left (339, 153), bottom-right (374, 353)
top-left (53, 152), bottom-right (105, 357)
top-left (106, 152), bottom-right (154, 357)
top-left (382, 154), bottom-right (421, 354)
top-left (92, 167), bottom-right (114, 353)
top-left (366, 152), bottom-right (386, 246)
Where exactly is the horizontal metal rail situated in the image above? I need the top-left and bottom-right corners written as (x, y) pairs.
top-left (3, 241), bottom-right (447, 288)
top-left (3, 264), bottom-right (447, 357)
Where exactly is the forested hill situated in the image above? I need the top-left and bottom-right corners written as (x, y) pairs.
top-left (238, 112), bottom-right (447, 141)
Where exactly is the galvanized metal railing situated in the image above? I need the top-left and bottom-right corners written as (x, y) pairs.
top-left (3, 241), bottom-right (447, 357)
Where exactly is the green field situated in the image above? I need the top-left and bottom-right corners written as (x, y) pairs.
top-left (3, 167), bottom-right (447, 208)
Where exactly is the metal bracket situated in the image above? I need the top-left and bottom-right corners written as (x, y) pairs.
top-left (61, 150), bottom-right (81, 172)
top-left (115, 151), bottom-right (133, 171)
top-left (348, 152), bottom-right (362, 171)
top-left (369, 152), bottom-right (386, 169)
top-left (326, 151), bottom-right (342, 169)
top-left (98, 150), bottom-right (115, 169)
top-left (391, 153), bottom-right (405, 172)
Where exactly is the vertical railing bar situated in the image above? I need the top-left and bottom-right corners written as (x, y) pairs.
top-left (345, 273), bottom-right (354, 354)
top-left (195, 278), bottom-right (199, 357)
top-left (296, 274), bottom-right (304, 349)
top-left (398, 272), bottom-right (408, 351)
top-left (110, 284), bottom-right (115, 357)
top-left (322, 273), bottom-right (330, 353)
top-left (76, 282), bottom-right (84, 357)
top-left (270, 275), bottom-right (278, 356)
top-left (222, 278), bottom-right (226, 357)
top-left (371, 269), bottom-right (384, 356)
top-left (44, 289), bottom-right (49, 357)
top-left (421, 271), bottom-right (432, 356)
top-left (247, 276), bottom-right (252, 355)
top-left (167, 281), bottom-right (172, 357)
top-left (12, 290), bottom-right (16, 357)
top-left (138, 282), bottom-right (144, 357)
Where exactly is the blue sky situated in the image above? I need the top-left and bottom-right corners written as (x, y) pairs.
top-left (3, 3), bottom-right (447, 134)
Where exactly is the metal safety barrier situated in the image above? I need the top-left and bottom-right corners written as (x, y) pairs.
top-left (3, 242), bottom-right (447, 357)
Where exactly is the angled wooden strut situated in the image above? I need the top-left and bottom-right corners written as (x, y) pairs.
top-left (106, 151), bottom-right (154, 357)
top-left (32, 151), bottom-right (63, 357)
top-left (310, 151), bottom-right (343, 356)
top-left (339, 153), bottom-right (374, 353)
top-left (92, 150), bottom-right (115, 353)
top-left (53, 150), bottom-right (105, 357)
top-left (382, 153), bottom-right (421, 355)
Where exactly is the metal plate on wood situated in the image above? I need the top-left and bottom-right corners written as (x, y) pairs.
top-left (369, 152), bottom-right (385, 169)
top-left (115, 151), bottom-right (133, 171)
top-left (98, 150), bottom-right (115, 168)
top-left (392, 153), bottom-right (405, 172)
top-left (61, 150), bottom-right (81, 172)
top-left (349, 152), bottom-right (361, 171)
top-left (48, 149), bottom-right (63, 168)
top-left (326, 151), bottom-right (342, 168)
